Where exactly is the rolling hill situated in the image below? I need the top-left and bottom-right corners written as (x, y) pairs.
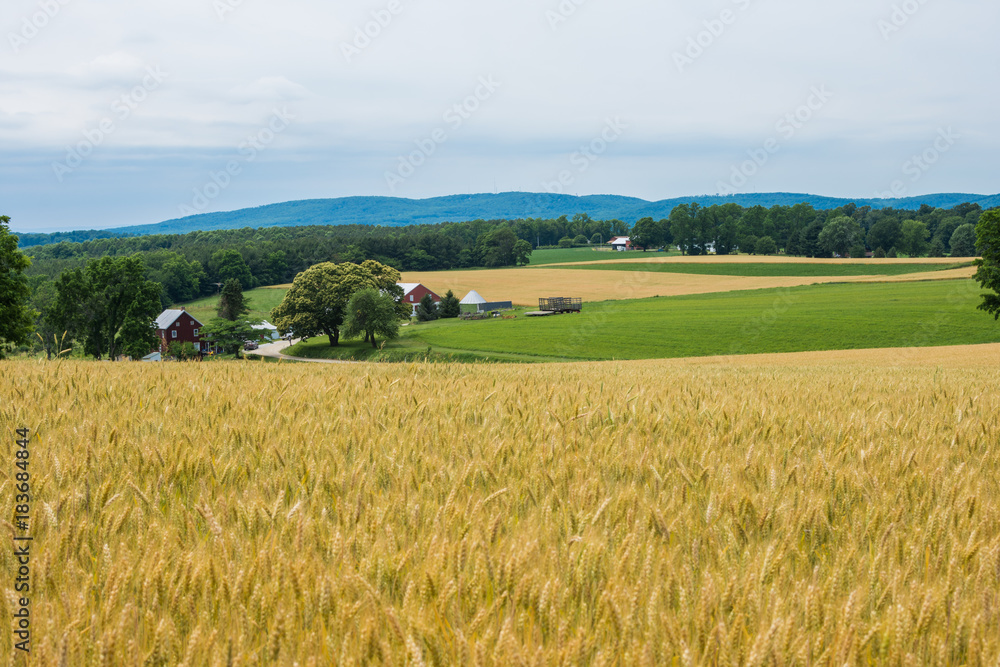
top-left (15, 191), bottom-right (1000, 247)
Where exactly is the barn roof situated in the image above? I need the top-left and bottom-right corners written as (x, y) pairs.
top-left (154, 309), bottom-right (203, 330)
top-left (396, 283), bottom-right (422, 296)
top-left (460, 290), bottom-right (487, 304)
top-left (609, 236), bottom-right (630, 244)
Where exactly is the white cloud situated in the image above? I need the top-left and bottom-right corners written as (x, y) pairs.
top-left (2, 0), bottom-right (998, 230)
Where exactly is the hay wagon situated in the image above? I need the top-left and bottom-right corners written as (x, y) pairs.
top-left (538, 297), bottom-right (583, 313)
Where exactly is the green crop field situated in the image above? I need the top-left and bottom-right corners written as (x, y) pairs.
top-left (556, 261), bottom-right (974, 277)
top-left (527, 246), bottom-right (678, 265)
top-left (289, 279), bottom-right (999, 362)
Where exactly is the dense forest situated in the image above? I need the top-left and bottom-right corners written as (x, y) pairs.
top-left (19, 201), bottom-right (988, 308)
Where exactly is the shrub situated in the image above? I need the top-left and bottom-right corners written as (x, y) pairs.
top-left (754, 236), bottom-right (778, 255)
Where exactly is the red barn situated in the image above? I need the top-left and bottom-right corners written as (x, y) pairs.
top-left (154, 308), bottom-right (206, 354)
top-left (397, 283), bottom-right (441, 316)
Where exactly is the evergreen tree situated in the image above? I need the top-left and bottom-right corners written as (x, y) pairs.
top-left (439, 290), bottom-right (461, 318)
top-left (217, 278), bottom-right (249, 321)
top-left (416, 293), bottom-right (439, 321)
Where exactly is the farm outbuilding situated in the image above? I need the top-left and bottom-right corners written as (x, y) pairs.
top-left (251, 320), bottom-right (281, 341)
top-left (610, 236), bottom-right (632, 251)
top-left (460, 290), bottom-right (512, 314)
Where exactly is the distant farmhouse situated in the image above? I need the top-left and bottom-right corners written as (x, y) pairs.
top-left (154, 308), bottom-right (205, 355)
top-left (609, 236), bottom-right (632, 251)
top-left (397, 283), bottom-right (441, 316)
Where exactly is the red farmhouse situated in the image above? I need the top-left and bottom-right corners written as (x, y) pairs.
top-left (154, 308), bottom-right (206, 354)
top-left (397, 283), bottom-right (441, 316)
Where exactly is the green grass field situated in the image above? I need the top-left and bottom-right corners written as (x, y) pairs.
top-left (174, 287), bottom-right (287, 324)
top-left (527, 246), bottom-right (679, 265)
top-left (294, 279), bottom-right (998, 362)
top-left (556, 261), bottom-right (974, 277)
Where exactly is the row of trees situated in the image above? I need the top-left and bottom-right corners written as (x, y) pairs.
top-left (21, 222), bottom-right (537, 305)
top-left (1, 216), bottom-right (166, 359)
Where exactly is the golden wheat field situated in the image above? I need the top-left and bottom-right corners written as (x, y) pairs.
top-left (2, 350), bottom-right (1000, 665)
top-left (398, 266), bottom-right (976, 306)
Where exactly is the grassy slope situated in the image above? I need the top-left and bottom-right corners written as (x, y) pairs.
top-left (284, 279), bottom-right (999, 363)
top-left (399, 279), bottom-right (999, 361)
top-left (556, 261), bottom-right (974, 277)
top-left (175, 287), bottom-right (287, 324)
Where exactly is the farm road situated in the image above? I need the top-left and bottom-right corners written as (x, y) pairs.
top-left (245, 339), bottom-right (355, 364)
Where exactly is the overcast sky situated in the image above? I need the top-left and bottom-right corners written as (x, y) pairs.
top-left (2, 0), bottom-right (997, 231)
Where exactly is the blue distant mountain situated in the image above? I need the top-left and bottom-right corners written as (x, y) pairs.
top-left (16, 191), bottom-right (1000, 246)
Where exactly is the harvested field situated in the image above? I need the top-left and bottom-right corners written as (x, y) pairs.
top-left (2, 349), bottom-right (1000, 664)
top-left (545, 255), bottom-right (972, 267)
top-left (401, 265), bottom-right (976, 306)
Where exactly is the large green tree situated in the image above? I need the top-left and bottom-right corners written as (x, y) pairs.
top-left (0, 216), bottom-right (35, 357)
top-left (630, 217), bottom-right (664, 251)
top-left (217, 278), bottom-right (249, 321)
top-left (899, 220), bottom-right (930, 257)
top-left (144, 251), bottom-right (206, 304)
top-left (211, 249), bottom-right (254, 289)
top-left (477, 227), bottom-right (520, 267)
top-left (949, 224), bottom-right (977, 258)
top-left (342, 287), bottom-right (403, 348)
top-left (866, 218), bottom-right (901, 255)
top-left (974, 210), bottom-right (1000, 319)
top-left (271, 260), bottom-right (404, 346)
top-left (818, 216), bottom-right (863, 257)
top-left (513, 239), bottom-right (532, 266)
top-left (669, 203), bottom-right (698, 255)
top-left (53, 255), bottom-right (161, 360)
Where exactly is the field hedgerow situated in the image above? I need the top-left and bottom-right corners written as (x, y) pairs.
top-left (1, 349), bottom-right (999, 665)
